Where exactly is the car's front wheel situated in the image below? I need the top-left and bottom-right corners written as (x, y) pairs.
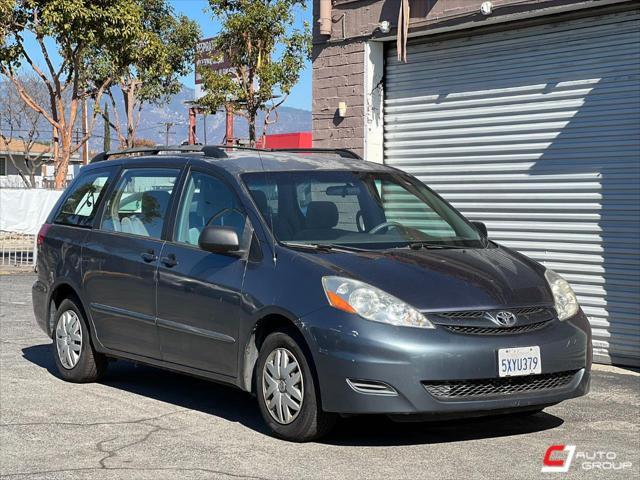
top-left (53, 298), bottom-right (107, 382)
top-left (256, 330), bottom-right (336, 442)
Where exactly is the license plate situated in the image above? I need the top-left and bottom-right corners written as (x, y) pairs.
top-left (498, 346), bottom-right (541, 377)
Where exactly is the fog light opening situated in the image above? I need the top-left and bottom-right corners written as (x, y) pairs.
top-left (346, 378), bottom-right (398, 396)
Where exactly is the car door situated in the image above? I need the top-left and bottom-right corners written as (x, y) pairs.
top-left (156, 169), bottom-right (248, 376)
top-left (83, 166), bottom-right (182, 359)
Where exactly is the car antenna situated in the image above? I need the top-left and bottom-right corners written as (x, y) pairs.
top-left (256, 149), bottom-right (277, 264)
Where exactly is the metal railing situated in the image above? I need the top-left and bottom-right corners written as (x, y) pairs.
top-left (0, 231), bottom-right (36, 268)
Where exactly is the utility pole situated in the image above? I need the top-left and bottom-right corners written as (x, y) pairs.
top-left (159, 122), bottom-right (175, 146)
top-left (203, 113), bottom-right (207, 145)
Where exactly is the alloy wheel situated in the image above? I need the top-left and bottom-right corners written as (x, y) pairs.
top-left (262, 347), bottom-right (304, 424)
top-left (55, 310), bottom-right (82, 369)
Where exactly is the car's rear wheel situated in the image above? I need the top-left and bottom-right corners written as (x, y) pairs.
top-left (256, 330), bottom-right (336, 442)
top-left (53, 298), bottom-right (107, 382)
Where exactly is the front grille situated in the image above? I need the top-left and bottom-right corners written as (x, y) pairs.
top-left (443, 320), bottom-right (552, 336)
top-left (438, 310), bottom-right (484, 320)
top-left (423, 371), bottom-right (578, 400)
top-left (515, 306), bottom-right (547, 315)
top-left (437, 306), bottom-right (550, 321)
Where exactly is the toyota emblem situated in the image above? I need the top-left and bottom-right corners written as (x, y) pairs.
top-left (486, 311), bottom-right (517, 327)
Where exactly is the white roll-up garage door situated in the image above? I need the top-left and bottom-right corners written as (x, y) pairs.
top-left (384, 8), bottom-right (640, 366)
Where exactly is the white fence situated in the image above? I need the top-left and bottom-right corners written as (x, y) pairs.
top-left (0, 231), bottom-right (36, 267)
top-left (0, 189), bottom-right (63, 267)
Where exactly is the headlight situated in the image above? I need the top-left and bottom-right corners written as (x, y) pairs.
top-left (321, 276), bottom-right (434, 329)
top-left (544, 269), bottom-right (579, 321)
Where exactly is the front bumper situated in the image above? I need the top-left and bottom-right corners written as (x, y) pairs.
top-left (300, 307), bottom-right (592, 415)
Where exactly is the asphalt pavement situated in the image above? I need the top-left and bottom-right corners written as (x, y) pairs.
top-left (1, 272), bottom-right (638, 480)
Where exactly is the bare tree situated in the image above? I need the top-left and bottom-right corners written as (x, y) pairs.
top-left (0, 76), bottom-right (51, 188)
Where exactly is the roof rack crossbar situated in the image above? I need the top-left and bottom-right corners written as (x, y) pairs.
top-left (267, 148), bottom-right (363, 160)
top-left (90, 145), bottom-right (363, 163)
top-left (211, 145), bottom-right (362, 160)
top-left (90, 145), bottom-right (228, 163)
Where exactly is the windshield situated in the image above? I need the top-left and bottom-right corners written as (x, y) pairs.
top-left (243, 171), bottom-right (484, 249)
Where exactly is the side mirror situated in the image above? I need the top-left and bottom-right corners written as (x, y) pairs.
top-left (198, 226), bottom-right (240, 254)
top-left (472, 221), bottom-right (488, 237)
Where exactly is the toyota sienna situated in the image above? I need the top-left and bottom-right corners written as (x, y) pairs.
top-left (32, 145), bottom-right (592, 441)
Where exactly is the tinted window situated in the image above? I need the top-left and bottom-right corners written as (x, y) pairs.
top-left (100, 168), bottom-right (179, 239)
top-left (54, 169), bottom-right (112, 227)
top-left (175, 172), bottom-right (246, 246)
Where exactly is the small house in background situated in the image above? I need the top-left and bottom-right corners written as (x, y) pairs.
top-left (0, 139), bottom-right (82, 189)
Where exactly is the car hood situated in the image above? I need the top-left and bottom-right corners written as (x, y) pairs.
top-left (296, 245), bottom-right (553, 311)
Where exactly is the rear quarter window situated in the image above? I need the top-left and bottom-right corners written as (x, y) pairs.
top-left (53, 169), bottom-right (114, 227)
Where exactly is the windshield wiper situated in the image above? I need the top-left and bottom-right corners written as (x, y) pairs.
top-left (280, 241), bottom-right (368, 253)
top-left (404, 241), bottom-right (467, 250)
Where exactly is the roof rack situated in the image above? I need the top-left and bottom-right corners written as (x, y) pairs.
top-left (90, 145), bottom-right (227, 163)
top-left (90, 145), bottom-right (363, 163)
top-left (215, 145), bottom-right (362, 160)
top-left (268, 148), bottom-right (362, 160)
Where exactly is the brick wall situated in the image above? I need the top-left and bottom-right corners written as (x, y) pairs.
top-left (312, 40), bottom-right (366, 156)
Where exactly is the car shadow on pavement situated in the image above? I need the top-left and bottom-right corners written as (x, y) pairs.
top-left (22, 343), bottom-right (564, 446)
top-left (22, 343), bottom-right (270, 435)
top-left (328, 412), bottom-right (563, 446)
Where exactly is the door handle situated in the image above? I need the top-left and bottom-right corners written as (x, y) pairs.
top-left (140, 250), bottom-right (157, 263)
top-left (160, 254), bottom-right (178, 268)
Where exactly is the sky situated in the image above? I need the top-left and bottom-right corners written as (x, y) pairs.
top-left (19, 0), bottom-right (313, 112)
top-left (171, 0), bottom-right (313, 110)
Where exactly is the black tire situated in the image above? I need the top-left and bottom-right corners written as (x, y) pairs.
top-left (256, 330), bottom-right (337, 442)
top-left (52, 298), bottom-right (107, 382)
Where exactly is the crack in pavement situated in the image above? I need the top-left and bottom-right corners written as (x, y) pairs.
top-left (95, 415), bottom-right (174, 469)
top-left (1, 409), bottom-right (277, 480)
top-left (1, 408), bottom-right (190, 429)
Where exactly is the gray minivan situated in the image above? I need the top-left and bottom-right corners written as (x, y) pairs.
top-left (33, 146), bottom-right (591, 441)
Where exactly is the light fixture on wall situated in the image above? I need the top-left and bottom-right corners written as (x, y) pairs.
top-left (338, 101), bottom-right (347, 118)
top-left (480, 1), bottom-right (493, 16)
top-left (378, 20), bottom-right (391, 34)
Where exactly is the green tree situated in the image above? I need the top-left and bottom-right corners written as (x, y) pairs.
top-left (100, 0), bottom-right (200, 148)
top-left (0, 1), bottom-right (15, 45)
top-left (103, 102), bottom-right (111, 151)
top-left (199, 0), bottom-right (311, 145)
top-left (1, 0), bottom-right (143, 188)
